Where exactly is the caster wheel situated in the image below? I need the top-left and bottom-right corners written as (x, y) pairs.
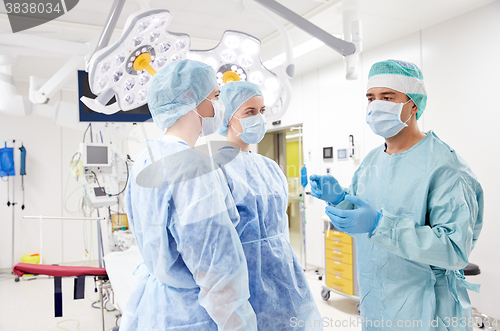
top-left (15, 277), bottom-right (20, 282)
top-left (356, 302), bottom-right (361, 315)
top-left (321, 289), bottom-right (330, 301)
top-left (318, 275), bottom-right (323, 281)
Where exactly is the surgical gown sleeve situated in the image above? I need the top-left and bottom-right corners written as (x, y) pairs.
top-left (169, 165), bottom-right (257, 331)
top-left (369, 165), bottom-right (483, 270)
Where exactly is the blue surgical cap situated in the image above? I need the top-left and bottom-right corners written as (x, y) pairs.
top-left (218, 81), bottom-right (263, 136)
top-left (367, 59), bottom-right (427, 120)
top-left (147, 59), bottom-right (217, 130)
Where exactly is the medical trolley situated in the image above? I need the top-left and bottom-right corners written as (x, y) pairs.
top-left (321, 217), bottom-right (360, 314)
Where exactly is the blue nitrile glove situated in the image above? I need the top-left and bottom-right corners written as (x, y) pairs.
top-left (325, 195), bottom-right (382, 234)
top-left (309, 174), bottom-right (345, 204)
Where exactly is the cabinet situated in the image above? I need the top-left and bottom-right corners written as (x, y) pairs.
top-left (321, 218), bottom-right (360, 313)
top-left (325, 230), bottom-right (354, 295)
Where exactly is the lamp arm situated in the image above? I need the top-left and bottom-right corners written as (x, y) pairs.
top-left (253, 0), bottom-right (356, 56)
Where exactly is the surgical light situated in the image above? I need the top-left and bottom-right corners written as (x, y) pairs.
top-left (221, 49), bottom-right (237, 62)
top-left (188, 30), bottom-right (283, 108)
top-left (225, 35), bottom-right (241, 49)
top-left (158, 42), bottom-right (170, 53)
top-left (85, 9), bottom-right (190, 112)
top-left (238, 54), bottom-right (253, 67)
top-left (249, 71), bottom-right (264, 85)
top-left (241, 39), bottom-right (259, 55)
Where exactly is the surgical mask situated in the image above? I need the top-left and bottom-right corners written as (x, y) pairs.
top-left (231, 113), bottom-right (267, 144)
top-left (366, 99), bottom-right (413, 138)
top-left (194, 97), bottom-right (225, 136)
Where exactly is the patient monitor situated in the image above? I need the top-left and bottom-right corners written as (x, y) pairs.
top-left (80, 143), bottom-right (113, 168)
top-left (85, 182), bottom-right (117, 208)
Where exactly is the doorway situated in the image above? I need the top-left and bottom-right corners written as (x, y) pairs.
top-left (257, 126), bottom-right (303, 255)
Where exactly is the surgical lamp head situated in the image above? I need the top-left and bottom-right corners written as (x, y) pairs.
top-left (367, 59), bottom-right (427, 120)
top-left (147, 59), bottom-right (217, 130)
top-left (86, 10), bottom-right (191, 113)
top-left (188, 31), bottom-right (282, 109)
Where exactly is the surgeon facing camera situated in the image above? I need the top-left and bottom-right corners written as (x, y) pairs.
top-left (310, 60), bottom-right (483, 331)
top-left (219, 82), bottom-right (267, 148)
top-left (215, 81), bottom-right (323, 330)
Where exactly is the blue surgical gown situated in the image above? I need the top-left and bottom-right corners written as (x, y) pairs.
top-left (336, 131), bottom-right (483, 331)
top-left (215, 147), bottom-right (323, 331)
top-left (121, 136), bottom-right (257, 331)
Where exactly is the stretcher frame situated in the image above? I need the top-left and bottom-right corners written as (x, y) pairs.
top-left (14, 215), bottom-right (113, 331)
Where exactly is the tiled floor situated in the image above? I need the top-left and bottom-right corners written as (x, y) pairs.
top-left (0, 267), bottom-right (485, 331)
top-left (0, 267), bottom-right (360, 331)
top-left (304, 271), bottom-right (362, 331)
top-left (0, 272), bottom-right (116, 331)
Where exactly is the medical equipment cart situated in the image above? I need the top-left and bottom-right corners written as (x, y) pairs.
top-left (321, 217), bottom-right (360, 314)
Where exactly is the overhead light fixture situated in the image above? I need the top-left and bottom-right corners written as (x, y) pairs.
top-left (83, 9), bottom-right (190, 113)
top-left (188, 30), bottom-right (283, 108)
top-left (83, 7), bottom-right (292, 116)
top-left (254, 0), bottom-right (362, 80)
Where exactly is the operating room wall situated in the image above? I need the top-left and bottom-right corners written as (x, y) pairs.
top-left (0, 77), bottom-right (137, 269)
top-left (420, 1), bottom-right (500, 319)
top-left (273, 1), bottom-right (499, 318)
top-left (0, 110), bottom-right (83, 269)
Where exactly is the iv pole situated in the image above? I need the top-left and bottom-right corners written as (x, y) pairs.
top-left (290, 127), bottom-right (307, 267)
top-left (10, 140), bottom-right (16, 273)
top-left (291, 127), bottom-right (322, 278)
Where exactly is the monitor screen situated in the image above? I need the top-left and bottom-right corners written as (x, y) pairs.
top-left (87, 145), bottom-right (108, 165)
top-left (94, 187), bottom-right (107, 197)
top-left (323, 147), bottom-right (333, 159)
top-left (78, 70), bottom-right (152, 123)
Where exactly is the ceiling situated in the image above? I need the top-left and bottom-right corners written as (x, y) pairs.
top-left (0, 0), bottom-right (325, 45)
top-left (0, 0), bottom-right (496, 89)
top-left (59, 0), bottom-right (323, 42)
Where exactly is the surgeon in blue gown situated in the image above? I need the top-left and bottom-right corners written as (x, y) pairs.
top-left (310, 60), bottom-right (483, 331)
top-left (121, 60), bottom-right (257, 331)
top-left (215, 81), bottom-right (323, 331)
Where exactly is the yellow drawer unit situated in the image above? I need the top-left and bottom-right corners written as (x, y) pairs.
top-left (326, 272), bottom-right (354, 296)
top-left (325, 258), bottom-right (354, 280)
top-left (325, 249), bottom-right (353, 265)
top-left (321, 219), bottom-right (359, 311)
top-left (324, 230), bottom-right (352, 244)
top-left (325, 239), bottom-right (353, 255)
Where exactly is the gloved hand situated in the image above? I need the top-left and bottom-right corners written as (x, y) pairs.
top-left (309, 174), bottom-right (345, 204)
top-left (325, 195), bottom-right (382, 234)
